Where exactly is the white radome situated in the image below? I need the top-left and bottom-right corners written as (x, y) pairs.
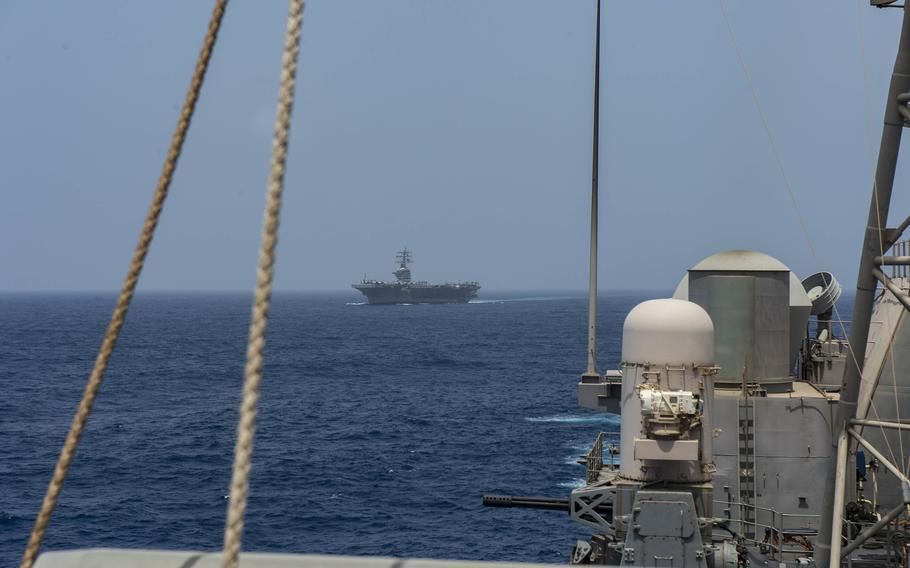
top-left (621, 298), bottom-right (715, 366)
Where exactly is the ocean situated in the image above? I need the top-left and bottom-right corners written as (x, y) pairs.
top-left (0, 291), bottom-right (664, 565)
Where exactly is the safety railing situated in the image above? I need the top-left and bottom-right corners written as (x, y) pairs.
top-left (714, 499), bottom-right (820, 561)
top-left (585, 432), bottom-right (604, 484)
top-left (891, 239), bottom-right (910, 280)
top-left (841, 516), bottom-right (909, 568)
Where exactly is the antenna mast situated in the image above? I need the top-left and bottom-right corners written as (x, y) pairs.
top-left (394, 248), bottom-right (413, 284)
top-left (396, 247), bottom-right (412, 269)
top-left (583, 0), bottom-right (602, 379)
top-left (816, 3), bottom-right (910, 565)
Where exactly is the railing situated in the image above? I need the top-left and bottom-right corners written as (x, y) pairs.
top-left (842, 516), bottom-right (909, 568)
top-left (891, 239), bottom-right (910, 280)
top-left (714, 499), bottom-right (820, 561)
top-left (585, 432), bottom-right (605, 484)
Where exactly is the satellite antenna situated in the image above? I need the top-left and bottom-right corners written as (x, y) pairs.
top-left (802, 271), bottom-right (843, 315)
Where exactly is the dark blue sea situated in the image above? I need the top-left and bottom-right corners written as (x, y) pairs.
top-left (0, 291), bottom-right (666, 565)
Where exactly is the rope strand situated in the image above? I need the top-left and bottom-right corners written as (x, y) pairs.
top-left (18, 3), bottom-right (228, 567)
top-left (222, 1), bottom-right (304, 566)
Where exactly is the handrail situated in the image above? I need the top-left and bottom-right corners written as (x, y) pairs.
top-left (585, 432), bottom-right (605, 484)
top-left (713, 498), bottom-right (820, 560)
top-left (887, 239), bottom-right (910, 279)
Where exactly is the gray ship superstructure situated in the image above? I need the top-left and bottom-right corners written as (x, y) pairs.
top-left (487, 246), bottom-right (910, 567)
top-left (352, 248), bottom-right (479, 304)
top-left (485, 2), bottom-right (910, 566)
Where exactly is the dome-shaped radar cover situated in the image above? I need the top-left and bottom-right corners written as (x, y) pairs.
top-left (621, 299), bottom-right (715, 366)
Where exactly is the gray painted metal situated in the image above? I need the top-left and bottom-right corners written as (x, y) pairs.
top-left (574, 253), bottom-right (849, 565)
top-left (584, 0), bottom-right (602, 380)
top-left (710, 385), bottom-right (832, 548)
top-left (852, 292), bottom-right (910, 512)
top-left (689, 250), bottom-right (789, 272)
top-left (816, 4), bottom-right (910, 565)
top-left (801, 272), bottom-right (842, 316)
top-left (851, 418), bottom-right (910, 430)
top-left (672, 253), bottom-right (812, 378)
top-left (687, 271), bottom-right (791, 383)
top-left (351, 282), bottom-right (479, 305)
top-left (875, 255), bottom-right (910, 265)
top-left (620, 492), bottom-right (707, 567)
top-left (616, 359), bottom-right (715, 483)
top-left (578, 371), bottom-right (622, 413)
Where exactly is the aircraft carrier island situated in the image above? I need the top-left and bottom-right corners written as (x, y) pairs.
top-left (352, 248), bottom-right (480, 305)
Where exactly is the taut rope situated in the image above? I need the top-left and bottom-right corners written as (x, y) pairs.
top-left (221, 1), bottom-right (305, 567)
top-left (19, 2), bottom-right (229, 567)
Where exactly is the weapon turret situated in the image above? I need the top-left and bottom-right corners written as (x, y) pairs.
top-left (616, 299), bottom-right (717, 485)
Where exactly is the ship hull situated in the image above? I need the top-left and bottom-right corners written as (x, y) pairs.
top-left (352, 283), bottom-right (479, 304)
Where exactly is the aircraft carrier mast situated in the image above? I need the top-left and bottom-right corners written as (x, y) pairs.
top-left (394, 247), bottom-right (412, 283)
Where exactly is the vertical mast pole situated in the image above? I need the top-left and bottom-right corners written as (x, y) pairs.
top-left (816, 5), bottom-right (910, 566)
top-left (584, 0), bottom-right (602, 379)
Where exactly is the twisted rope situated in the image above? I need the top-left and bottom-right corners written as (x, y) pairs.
top-left (221, 1), bottom-right (304, 566)
top-left (17, 4), bottom-right (228, 567)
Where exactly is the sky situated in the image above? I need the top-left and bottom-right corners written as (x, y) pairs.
top-left (1, 1), bottom-right (909, 292)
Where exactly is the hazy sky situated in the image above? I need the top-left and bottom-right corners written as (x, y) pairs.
top-left (2, 1), bottom-right (909, 291)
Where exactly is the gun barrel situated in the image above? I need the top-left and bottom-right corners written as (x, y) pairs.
top-left (482, 494), bottom-right (571, 512)
top-left (482, 494), bottom-right (612, 515)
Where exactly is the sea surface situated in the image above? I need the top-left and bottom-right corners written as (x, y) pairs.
top-left (0, 290), bottom-right (666, 565)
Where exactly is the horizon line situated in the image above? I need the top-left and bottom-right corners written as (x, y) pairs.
top-left (0, 288), bottom-right (676, 295)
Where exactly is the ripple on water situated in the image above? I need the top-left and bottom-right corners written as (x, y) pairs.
top-left (0, 291), bottom-right (659, 565)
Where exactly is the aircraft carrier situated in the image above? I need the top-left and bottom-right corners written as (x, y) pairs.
top-left (352, 248), bottom-right (480, 304)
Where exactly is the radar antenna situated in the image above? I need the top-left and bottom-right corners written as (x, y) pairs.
top-left (393, 248), bottom-right (413, 283)
top-left (396, 247), bottom-right (412, 269)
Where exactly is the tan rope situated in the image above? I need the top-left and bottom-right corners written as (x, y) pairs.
top-left (221, 1), bottom-right (304, 566)
top-left (18, 3), bottom-right (228, 568)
